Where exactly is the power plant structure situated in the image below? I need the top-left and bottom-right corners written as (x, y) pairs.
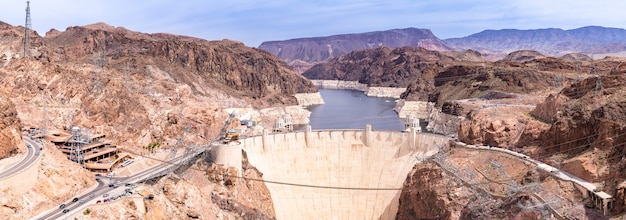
top-left (403, 114), bottom-right (421, 132)
top-left (273, 114), bottom-right (294, 132)
top-left (45, 126), bottom-right (131, 173)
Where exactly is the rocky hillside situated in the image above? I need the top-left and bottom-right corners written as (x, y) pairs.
top-left (0, 22), bottom-right (317, 149)
top-left (427, 63), bottom-right (564, 105)
top-left (0, 140), bottom-right (96, 219)
top-left (396, 147), bottom-right (602, 219)
top-left (525, 74), bottom-right (626, 213)
top-left (0, 21), bottom-right (319, 218)
top-left (445, 26), bottom-right (626, 59)
top-left (424, 52), bottom-right (626, 214)
top-left (101, 152), bottom-right (276, 219)
top-left (0, 96), bottom-right (23, 159)
top-left (302, 46), bottom-right (464, 90)
top-left (44, 23), bottom-right (316, 105)
top-left (259, 28), bottom-right (452, 71)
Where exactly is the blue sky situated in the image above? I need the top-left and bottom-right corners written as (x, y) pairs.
top-left (1, 0), bottom-right (625, 47)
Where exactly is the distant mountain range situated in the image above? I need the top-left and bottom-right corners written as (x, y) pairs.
top-left (259, 26), bottom-right (626, 64)
top-left (258, 28), bottom-right (451, 65)
top-left (445, 26), bottom-right (626, 58)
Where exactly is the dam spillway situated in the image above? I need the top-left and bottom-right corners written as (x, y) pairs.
top-left (239, 126), bottom-right (450, 219)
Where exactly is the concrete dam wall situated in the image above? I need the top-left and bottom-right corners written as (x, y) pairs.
top-left (240, 126), bottom-right (450, 219)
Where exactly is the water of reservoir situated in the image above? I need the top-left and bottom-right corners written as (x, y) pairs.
top-left (303, 89), bottom-right (404, 131)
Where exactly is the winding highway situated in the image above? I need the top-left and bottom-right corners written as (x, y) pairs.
top-left (0, 136), bottom-right (43, 180)
top-left (33, 146), bottom-right (209, 220)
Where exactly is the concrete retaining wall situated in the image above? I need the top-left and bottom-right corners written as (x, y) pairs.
top-left (294, 92), bottom-right (325, 106)
top-left (310, 80), bottom-right (368, 91)
top-left (240, 127), bottom-right (449, 219)
top-left (209, 142), bottom-right (243, 176)
top-left (365, 87), bottom-right (406, 98)
top-left (394, 100), bottom-right (433, 119)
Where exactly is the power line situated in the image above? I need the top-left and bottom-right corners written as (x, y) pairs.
top-left (124, 147), bottom-right (533, 192)
top-left (119, 124), bottom-right (626, 192)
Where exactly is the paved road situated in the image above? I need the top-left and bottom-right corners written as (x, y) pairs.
top-left (0, 136), bottom-right (43, 180)
top-left (34, 146), bottom-right (209, 220)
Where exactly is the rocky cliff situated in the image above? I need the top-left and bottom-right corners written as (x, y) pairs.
top-left (44, 23), bottom-right (316, 105)
top-left (0, 96), bottom-right (23, 159)
top-left (259, 27), bottom-right (452, 68)
top-left (303, 46), bottom-right (460, 88)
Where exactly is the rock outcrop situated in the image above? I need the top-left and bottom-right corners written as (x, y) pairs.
top-left (502, 50), bottom-right (546, 63)
top-left (0, 96), bottom-right (23, 159)
top-left (560, 53), bottom-right (593, 62)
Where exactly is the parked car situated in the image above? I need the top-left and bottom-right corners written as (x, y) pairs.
top-left (89, 193), bottom-right (95, 198)
top-left (96, 200), bottom-right (101, 204)
top-left (59, 204), bottom-right (66, 209)
top-left (103, 194), bottom-right (109, 198)
top-left (62, 209), bottom-right (69, 214)
top-left (72, 197), bottom-right (79, 203)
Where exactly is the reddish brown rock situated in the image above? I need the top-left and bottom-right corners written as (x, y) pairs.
top-left (303, 46), bottom-right (458, 88)
top-left (0, 96), bottom-right (23, 159)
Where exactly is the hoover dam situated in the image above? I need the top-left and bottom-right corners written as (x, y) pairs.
top-left (222, 125), bottom-right (450, 219)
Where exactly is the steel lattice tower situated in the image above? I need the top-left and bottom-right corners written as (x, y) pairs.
top-left (69, 127), bottom-right (86, 167)
top-left (23, 1), bottom-right (32, 57)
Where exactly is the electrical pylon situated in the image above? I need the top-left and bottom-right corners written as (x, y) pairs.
top-left (23, 1), bottom-right (32, 57)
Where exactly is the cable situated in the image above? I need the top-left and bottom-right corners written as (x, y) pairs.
top-left (125, 147), bottom-right (537, 193)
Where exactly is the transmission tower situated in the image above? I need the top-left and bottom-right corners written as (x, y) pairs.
top-left (596, 75), bottom-right (604, 96)
top-left (23, 1), bottom-right (32, 57)
top-left (69, 127), bottom-right (86, 167)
